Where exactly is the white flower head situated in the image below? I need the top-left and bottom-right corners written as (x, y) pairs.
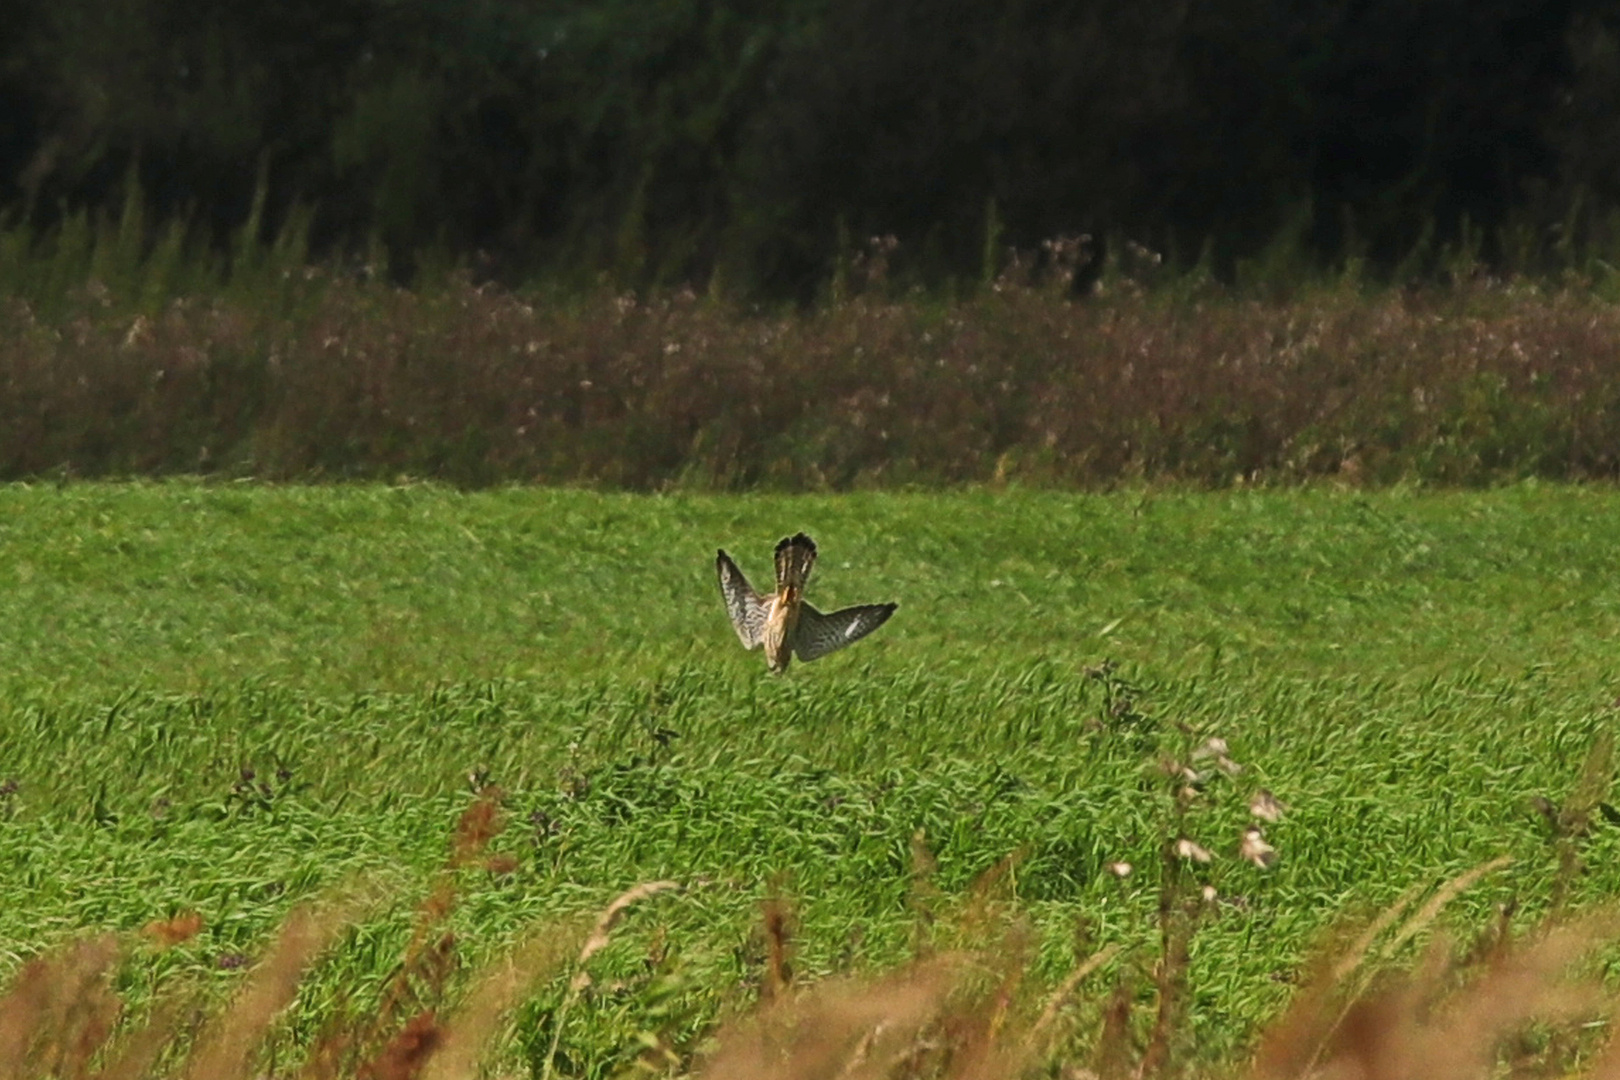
top-left (1175, 838), bottom-right (1213, 863)
top-left (1241, 827), bottom-right (1278, 869)
top-left (1249, 789), bottom-right (1288, 824)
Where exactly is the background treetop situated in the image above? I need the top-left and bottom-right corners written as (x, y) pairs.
top-left (3, 0), bottom-right (1618, 296)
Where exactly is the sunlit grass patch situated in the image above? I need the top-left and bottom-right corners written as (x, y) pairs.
top-left (1, 483), bottom-right (1619, 1073)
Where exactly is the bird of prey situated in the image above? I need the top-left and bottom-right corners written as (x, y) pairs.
top-left (715, 533), bottom-right (897, 673)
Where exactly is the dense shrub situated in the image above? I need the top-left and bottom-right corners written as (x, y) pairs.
top-left (5, 271), bottom-right (1620, 489)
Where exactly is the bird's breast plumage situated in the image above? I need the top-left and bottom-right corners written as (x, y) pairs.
top-left (763, 592), bottom-right (802, 672)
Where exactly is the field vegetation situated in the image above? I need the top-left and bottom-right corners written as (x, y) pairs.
top-left (9, 203), bottom-right (1620, 490)
top-left (2, 483), bottom-right (1619, 1077)
top-left (9, 2), bottom-right (1620, 1074)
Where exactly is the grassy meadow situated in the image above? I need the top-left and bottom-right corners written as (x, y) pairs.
top-left (3, 481), bottom-right (1620, 1075)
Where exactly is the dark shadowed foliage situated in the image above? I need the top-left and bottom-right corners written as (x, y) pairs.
top-left (0, 0), bottom-right (1615, 293)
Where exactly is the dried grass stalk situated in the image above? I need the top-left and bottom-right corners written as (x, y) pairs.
top-left (0, 935), bottom-right (121, 1080)
top-left (1251, 904), bottom-right (1620, 1080)
top-left (181, 896), bottom-right (366, 1080)
top-left (697, 955), bottom-right (963, 1080)
top-left (538, 880), bottom-right (682, 1080)
top-left (419, 924), bottom-right (585, 1080)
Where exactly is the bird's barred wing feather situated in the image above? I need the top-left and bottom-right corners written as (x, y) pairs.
top-left (792, 601), bottom-right (897, 662)
top-left (716, 550), bottom-right (771, 649)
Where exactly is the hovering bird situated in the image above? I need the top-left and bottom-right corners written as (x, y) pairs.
top-left (716, 533), bottom-right (896, 673)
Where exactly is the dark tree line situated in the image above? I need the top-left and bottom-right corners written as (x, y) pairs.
top-left (3, 0), bottom-right (1620, 295)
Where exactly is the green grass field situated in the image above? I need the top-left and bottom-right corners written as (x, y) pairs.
top-left (3, 481), bottom-right (1619, 1075)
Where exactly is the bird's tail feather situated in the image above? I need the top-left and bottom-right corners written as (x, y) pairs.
top-left (774, 533), bottom-right (817, 592)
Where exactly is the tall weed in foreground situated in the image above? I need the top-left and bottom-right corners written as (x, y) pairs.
top-left (4, 851), bottom-right (1619, 1079)
top-left (6, 744), bottom-right (1620, 1080)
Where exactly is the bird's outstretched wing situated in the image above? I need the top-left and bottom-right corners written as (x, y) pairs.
top-left (716, 550), bottom-right (772, 649)
top-left (792, 601), bottom-right (897, 662)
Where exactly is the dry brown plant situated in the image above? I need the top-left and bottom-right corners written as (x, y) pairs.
top-left (1248, 857), bottom-right (1620, 1080)
top-left (1246, 911), bottom-right (1620, 1080)
top-left (0, 935), bottom-right (120, 1080)
top-left (537, 879), bottom-right (683, 1080)
top-left (89, 999), bottom-right (184, 1080)
top-left (10, 280), bottom-right (1620, 488)
top-left (762, 893), bottom-right (797, 1005)
top-left (138, 913), bottom-right (203, 950)
top-left (695, 956), bottom-right (965, 1080)
top-left (305, 788), bottom-right (513, 1080)
top-left (357, 1011), bottom-right (442, 1080)
top-left (9, 837), bottom-right (1620, 1080)
top-left (696, 930), bottom-right (1119, 1080)
top-left (182, 892), bottom-right (371, 1080)
top-left (417, 925), bottom-right (585, 1080)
